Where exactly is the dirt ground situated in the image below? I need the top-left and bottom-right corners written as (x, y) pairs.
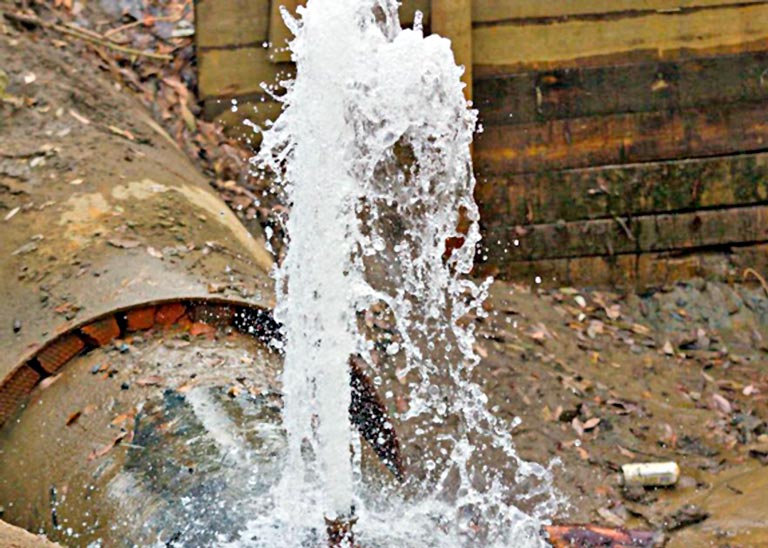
top-left (472, 280), bottom-right (768, 546)
top-left (2, 2), bottom-right (768, 547)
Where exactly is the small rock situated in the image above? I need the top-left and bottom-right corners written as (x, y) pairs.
top-left (12, 319), bottom-right (21, 333)
top-left (663, 504), bottom-right (709, 532)
top-left (120, 382), bottom-right (130, 390)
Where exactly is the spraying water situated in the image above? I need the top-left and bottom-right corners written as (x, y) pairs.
top-left (248, 0), bottom-right (563, 545)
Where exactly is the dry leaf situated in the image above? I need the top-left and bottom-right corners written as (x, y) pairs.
top-left (108, 125), bottom-right (135, 141)
top-left (662, 340), bottom-right (674, 356)
top-left (711, 393), bottom-right (733, 415)
top-left (583, 417), bottom-right (601, 431)
top-left (66, 410), bottom-right (82, 426)
top-left (146, 246), bottom-right (163, 258)
top-left (87, 431), bottom-right (128, 461)
top-left (108, 237), bottom-right (141, 249)
top-left (69, 109), bottom-right (91, 125)
top-left (136, 375), bottom-right (163, 387)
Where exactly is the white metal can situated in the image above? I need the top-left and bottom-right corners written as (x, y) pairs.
top-left (621, 462), bottom-right (680, 487)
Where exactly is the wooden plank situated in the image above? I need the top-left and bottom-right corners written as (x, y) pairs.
top-left (475, 152), bottom-right (768, 225)
top-left (431, 0), bottom-right (473, 100)
top-left (483, 205), bottom-right (768, 262)
top-left (198, 47), bottom-right (282, 99)
top-left (472, 0), bottom-right (768, 23)
top-left (474, 100), bottom-right (768, 175)
top-left (472, 4), bottom-right (768, 73)
top-left (474, 50), bottom-right (768, 126)
top-left (480, 244), bottom-right (762, 289)
top-left (195, 0), bottom-right (271, 49)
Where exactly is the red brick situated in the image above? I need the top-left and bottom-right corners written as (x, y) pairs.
top-left (0, 366), bottom-right (41, 425)
top-left (80, 316), bottom-right (121, 346)
top-left (37, 334), bottom-right (86, 374)
top-left (125, 306), bottom-right (157, 331)
top-left (155, 303), bottom-right (187, 326)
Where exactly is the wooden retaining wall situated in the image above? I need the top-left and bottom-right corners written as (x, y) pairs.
top-left (197, 1), bottom-right (768, 288)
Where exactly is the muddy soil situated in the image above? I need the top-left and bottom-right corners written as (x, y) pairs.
top-left (471, 280), bottom-right (768, 546)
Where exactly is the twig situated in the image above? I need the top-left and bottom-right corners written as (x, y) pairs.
top-left (614, 215), bottom-right (635, 241)
top-left (2, 11), bottom-right (173, 61)
top-left (743, 267), bottom-right (768, 297)
top-left (103, 15), bottom-right (178, 38)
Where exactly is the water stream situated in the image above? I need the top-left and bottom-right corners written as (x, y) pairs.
top-left (246, 1), bottom-right (563, 545)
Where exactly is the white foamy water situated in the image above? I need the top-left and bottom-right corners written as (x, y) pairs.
top-left (241, 1), bottom-right (564, 545)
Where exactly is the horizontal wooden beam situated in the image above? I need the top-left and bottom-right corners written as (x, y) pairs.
top-left (479, 242), bottom-right (767, 289)
top-left (475, 50), bottom-right (768, 127)
top-left (195, 0), bottom-right (271, 49)
top-left (476, 152), bottom-right (768, 226)
top-left (472, 0), bottom-right (768, 24)
top-left (198, 47), bottom-right (288, 99)
top-left (483, 204), bottom-right (768, 262)
top-left (474, 99), bottom-right (768, 175)
top-left (472, 3), bottom-right (768, 74)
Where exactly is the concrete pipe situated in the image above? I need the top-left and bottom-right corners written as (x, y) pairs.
top-left (0, 32), bottom-right (400, 546)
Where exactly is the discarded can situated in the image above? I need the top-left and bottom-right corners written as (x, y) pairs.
top-left (621, 462), bottom-right (680, 487)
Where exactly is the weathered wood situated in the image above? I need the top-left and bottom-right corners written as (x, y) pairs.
top-left (195, 0), bottom-right (270, 49)
top-left (198, 46), bottom-right (280, 99)
top-left (476, 152), bottom-right (768, 225)
top-left (483, 205), bottom-right (768, 262)
top-left (480, 242), bottom-right (768, 289)
top-left (475, 100), bottom-right (768, 175)
top-left (473, 0), bottom-right (768, 23)
top-left (475, 50), bottom-right (768, 126)
top-left (472, 3), bottom-right (768, 74)
top-left (431, 0), bottom-right (473, 100)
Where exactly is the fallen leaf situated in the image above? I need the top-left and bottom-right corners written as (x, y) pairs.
top-left (136, 375), bottom-right (163, 387)
top-left (65, 410), bottom-right (82, 426)
top-left (583, 417), bottom-right (601, 431)
top-left (69, 109), bottom-right (91, 125)
top-left (23, 73), bottom-right (36, 84)
top-left (107, 237), bottom-right (141, 249)
top-left (744, 384), bottom-right (759, 396)
top-left (663, 340), bottom-right (675, 356)
top-left (4, 206), bottom-right (20, 221)
top-left (87, 431), bottom-right (129, 461)
top-left (111, 411), bottom-right (135, 426)
top-left (631, 323), bottom-right (651, 336)
top-left (108, 125), bottom-right (135, 141)
top-left (146, 246), bottom-right (163, 258)
top-left (711, 393), bottom-right (733, 415)
top-left (38, 374), bottom-right (62, 390)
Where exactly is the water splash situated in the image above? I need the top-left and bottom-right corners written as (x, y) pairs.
top-left (250, 0), bottom-right (563, 545)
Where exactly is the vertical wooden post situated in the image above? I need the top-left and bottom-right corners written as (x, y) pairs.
top-left (430, 0), bottom-right (473, 102)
